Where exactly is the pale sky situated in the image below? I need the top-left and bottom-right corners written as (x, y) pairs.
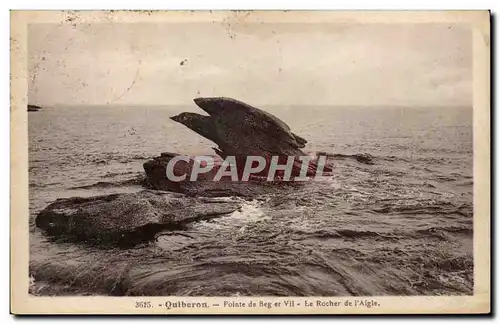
top-left (28, 23), bottom-right (471, 107)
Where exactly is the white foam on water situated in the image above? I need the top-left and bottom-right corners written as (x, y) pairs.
top-left (193, 199), bottom-right (270, 232)
top-left (202, 196), bottom-right (236, 202)
top-left (229, 200), bottom-right (268, 222)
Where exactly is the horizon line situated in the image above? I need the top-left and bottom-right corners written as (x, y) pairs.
top-left (29, 103), bottom-right (473, 109)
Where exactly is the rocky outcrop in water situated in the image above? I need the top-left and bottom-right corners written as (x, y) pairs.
top-left (172, 97), bottom-right (307, 157)
top-left (316, 152), bottom-right (375, 165)
top-left (28, 104), bottom-right (42, 112)
top-left (144, 97), bottom-right (332, 193)
top-left (35, 190), bottom-right (241, 247)
top-left (36, 97), bottom-right (332, 246)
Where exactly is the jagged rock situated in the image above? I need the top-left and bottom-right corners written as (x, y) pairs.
top-left (143, 97), bottom-right (333, 193)
top-left (35, 190), bottom-right (241, 246)
top-left (171, 97), bottom-right (307, 157)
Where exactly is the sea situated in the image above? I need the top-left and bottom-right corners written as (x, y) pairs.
top-left (28, 105), bottom-right (473, 296)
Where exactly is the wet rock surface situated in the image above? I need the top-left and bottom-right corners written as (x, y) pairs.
top-left (35, 190), bottom-right (241, 247)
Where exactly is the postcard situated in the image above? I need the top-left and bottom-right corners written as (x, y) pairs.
top-left (10, 10), bottom-right (490, 315)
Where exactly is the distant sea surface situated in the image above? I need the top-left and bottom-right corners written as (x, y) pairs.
top-left (29, 105), bottom-right (473, 296)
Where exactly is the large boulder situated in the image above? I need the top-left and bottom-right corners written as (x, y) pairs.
top-left (170, 97), bottom-right (308, 159)
top-left (35, 190), bottom-right (241, 246)
top-left (144, 97), bottom-right (333, 194)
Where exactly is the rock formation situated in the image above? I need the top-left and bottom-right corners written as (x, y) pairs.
top-left (171, 97), bottom-right (307, 158)
top-left (28, 104), bottom-right (42, 112)
top-left (35, 190), bottom-right (241, 247)
top-left (36, 97), bottom-right (333, 246)
top-left (317, 152), bottom-right (375, 165)
top-left (144, 97), bottom-right (333, 193)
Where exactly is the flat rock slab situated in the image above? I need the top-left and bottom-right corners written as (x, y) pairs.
top-left (35, 190), bottom-right (241, 247)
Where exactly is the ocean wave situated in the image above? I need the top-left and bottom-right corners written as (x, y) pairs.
top-left (31, 153), bottom-right (154, 169)
top-left (30, 181), bottom-right (63, 189)
top-left (101, 171), bottom-right (138, 178)
top-left (414, 226), bottom-right (473, 239)
top-left (315, 152), bottom-right (375, 165)
top-left (190, 200), bottom-right (270, 233)
top-left (29, 231), bottom-right (473, 296)
top-left (68, 176), bottom-right (145, 190)
top-left (372, 202), bottom-right (472, 217)
top-left (292, 228), bottom-right (397, 240)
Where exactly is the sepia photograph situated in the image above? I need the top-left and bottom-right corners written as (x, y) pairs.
top-left (10, 10), bottom-right (490, 314)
